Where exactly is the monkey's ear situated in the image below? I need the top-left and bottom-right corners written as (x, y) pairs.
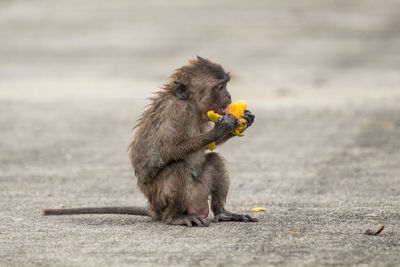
top-left (175, 80), bottom-right (188, 100)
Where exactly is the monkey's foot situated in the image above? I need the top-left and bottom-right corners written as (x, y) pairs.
top-left (213, 211), bottom-right (258, 223)
top-left (168, 214), bottom-right (210, 227)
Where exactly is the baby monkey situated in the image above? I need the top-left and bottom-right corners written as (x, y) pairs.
top-left (43, 57), bottom-right (256, 227)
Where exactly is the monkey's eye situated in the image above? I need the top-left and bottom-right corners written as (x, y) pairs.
top-left (217, 84), bottom-right (224, 91)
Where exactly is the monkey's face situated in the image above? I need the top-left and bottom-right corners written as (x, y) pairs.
top-left (197, 80), bottom-right (232, 116)
top-left (172, 57), bottom-right (233, 118)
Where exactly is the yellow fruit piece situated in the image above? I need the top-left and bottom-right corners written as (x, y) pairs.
top-left (228, 100), bottom-right (248, 118)
top-left (207, 110), bottom-right (221, 122)
top-left (207, 142), bottom-right (217, 151)
top-left (234, 118), bottom-right (247, 136)
top-left (251, 207), bottom-right (265, 212)
top-left (229, 100), bottom-right (248, 136)
top-left (206, 100), bottom-right (249, 150)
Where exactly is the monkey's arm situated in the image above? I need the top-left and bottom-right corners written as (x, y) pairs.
top-left (215, 132), bottom-right (235, 145)
top-left (163, 130), bottom-right (219, 160)
top-left (162, 114), bottom-right (238, 160)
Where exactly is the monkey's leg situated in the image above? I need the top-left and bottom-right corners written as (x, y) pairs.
top-left (150, 161), bottom-right (210, 227)
top-left (205, 152), bottom-right (258, 223)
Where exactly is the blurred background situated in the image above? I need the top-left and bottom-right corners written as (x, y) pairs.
top-left (1, 0), bottom-right (399, 98)
top-left (1, 0), bottom-right (400, 265)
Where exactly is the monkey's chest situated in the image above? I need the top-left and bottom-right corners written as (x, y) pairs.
top-left (185, 123), bottom-right (210, 177)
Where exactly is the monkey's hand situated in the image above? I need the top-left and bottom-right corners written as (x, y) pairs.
top-left (213, 114), bottom-right (240, 139)
top-left (242, 109), bottom-right (255, 128)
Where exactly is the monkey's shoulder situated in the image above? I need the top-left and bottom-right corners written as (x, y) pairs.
top-left (145, 95), bottom-right (192, 118)
top-left (134, 96), bottom-right (197, 141)
top-left (155, 97), bottom-right (197, 126)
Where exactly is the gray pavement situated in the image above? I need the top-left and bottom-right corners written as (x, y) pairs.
top-left (1, 0), bottom-right (400, 266)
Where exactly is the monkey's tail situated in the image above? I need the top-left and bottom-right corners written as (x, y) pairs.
top-left (42, 206), bottom-right (149, 216)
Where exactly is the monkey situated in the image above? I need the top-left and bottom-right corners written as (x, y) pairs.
top-left (43, 57), bottom-right (256, 227)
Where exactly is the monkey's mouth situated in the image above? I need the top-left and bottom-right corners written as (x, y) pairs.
top-left (218, 105), bottom-right (230, 115)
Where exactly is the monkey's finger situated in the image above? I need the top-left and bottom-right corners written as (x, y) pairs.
top-left (243, 111), bottom-right (255, 122)
top-left (229, 213), bottom-right (250, 222)
top-left (192, 217), bottom-right (204, 227)
top-left (234, 117), bottom-right (240, 127)
top-left (184, 218), bottom-right (193, 227)
top-left (229, 215), bottom-right (240, 221)
top-left (222, 113), bottom-right (233, 121)
top-left (244, 109), bottom-right (255, 117)
top-left (229, 116), bottom-right (240, 128)
top-left (238, 215), bottom-right (249, 222)
top-left (241, 115), bottom-right (254, 125)
top-left (198, 216), bottom-right (210, 227)
top-left (224, 114), bottom-right (239, 125)
top-left (243, 112), bottom-right (255, 121)
top-left (245, 214), bottom-right (258, 222)
top-left (213, 214), bottom-right (229, 222)
top-left (212, 215), bottom-right (222, 222)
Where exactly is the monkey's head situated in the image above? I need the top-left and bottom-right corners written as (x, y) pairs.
top-left (169, 57), bottom-right (232, 117)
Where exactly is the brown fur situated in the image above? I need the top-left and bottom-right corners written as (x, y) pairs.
top-left (43, 57), bottom-right (256, 227)
top-left (129, 57), bottom-right (256, 226)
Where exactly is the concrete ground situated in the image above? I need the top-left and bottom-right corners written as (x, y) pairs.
top-left (1, 0), bottom-right (400, 266)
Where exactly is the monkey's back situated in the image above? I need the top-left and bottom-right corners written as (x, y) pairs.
top-left (129, 93), bottom-right (194, 186)
top-left (129, 100), bottom-right (165, 186)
